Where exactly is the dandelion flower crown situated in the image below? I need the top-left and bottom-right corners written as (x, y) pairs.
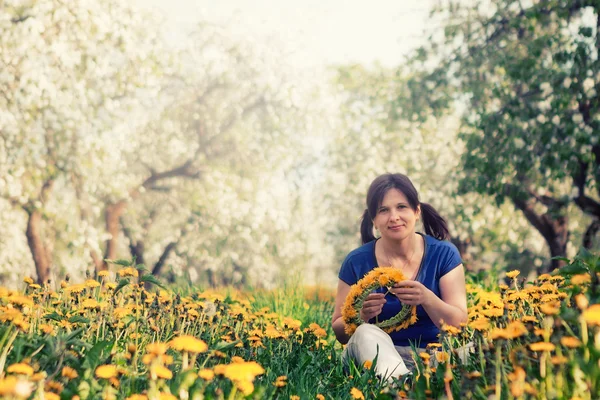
top-left (342, 267), bottom-right (418, 335)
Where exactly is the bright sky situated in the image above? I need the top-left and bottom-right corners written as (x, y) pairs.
top-left (133, 0), bottom-right (435, 68)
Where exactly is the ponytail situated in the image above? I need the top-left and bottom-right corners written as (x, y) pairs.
top-left (360, 209), bottom-right (376, 244)
top-left (420, 202), bottom-right (449, 240)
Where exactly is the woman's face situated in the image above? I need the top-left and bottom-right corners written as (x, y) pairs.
top-left (372, 188), bottom-right (420, 241)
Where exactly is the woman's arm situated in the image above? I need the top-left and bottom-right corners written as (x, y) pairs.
top-left (422, 264), bottom-right (468, 328)
top-left (331, 280), bottom-right (352, 344)
top-left (392, 264), bottom-right (468, 328)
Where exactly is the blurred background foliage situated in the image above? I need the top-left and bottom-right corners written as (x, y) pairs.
top-left (0, 0), bottom-right (598, 288)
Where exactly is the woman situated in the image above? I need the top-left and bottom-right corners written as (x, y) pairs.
top-left (331, 173), bottom-right (468, 381)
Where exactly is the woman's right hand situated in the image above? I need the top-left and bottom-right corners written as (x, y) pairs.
top-left (360, 292), bottom-right (386, 322)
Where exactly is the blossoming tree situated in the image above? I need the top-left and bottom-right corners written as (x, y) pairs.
top-left (397, 0), bottom-right (600, 271)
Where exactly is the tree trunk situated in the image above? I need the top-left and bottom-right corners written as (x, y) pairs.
top-left (25, 210), bottom-right (51, 284)
top-left (506, 185), bottom-right (569, 274)
top-left (101, 201), bottom-right (127, 271)
top-left (152, 242), bottom-right (177, 277)
top-left (583, 219), bottom-right (600, 249)
top-left (546, 214), bottom-right (569, 272)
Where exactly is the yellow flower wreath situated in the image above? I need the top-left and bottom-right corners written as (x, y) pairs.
top-left (342, 267), bottom-right (418, 335)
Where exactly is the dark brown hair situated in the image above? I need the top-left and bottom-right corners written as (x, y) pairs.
top-left (360, 173), bottom-right (449, 244)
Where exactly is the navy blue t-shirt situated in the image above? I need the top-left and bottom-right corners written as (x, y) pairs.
top-left (338, 233), bottom-right (462, 347)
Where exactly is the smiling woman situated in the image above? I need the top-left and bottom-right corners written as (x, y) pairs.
top-left (331, 173), bottom-right (468, 381)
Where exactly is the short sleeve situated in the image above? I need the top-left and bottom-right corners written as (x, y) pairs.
top-left (338, 256), bottom-right (358, 285)
top-left (439, 242), bottom-right (462, 277)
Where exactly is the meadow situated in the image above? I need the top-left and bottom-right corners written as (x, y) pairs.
top-left (0, 252), bottom-right (599, 400)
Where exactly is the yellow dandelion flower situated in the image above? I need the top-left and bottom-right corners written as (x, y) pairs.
top-left (560, 336), bottom-right (582, 348)
top-left (435, 351), bottom-right (450, 363)
top-left (8, 295), bottom-right (34, 307)
top-left (222, 361), bottom-right (264, 383)
top-left (45, 380), bottom-right (63, 393)
top-left (504, 321), bottom-right (528, 339)
top-left (95, 365), bottom-right (118, 379)
top-left (582, 304), bottom-right (600, 326)
top-left (64, 284), bottom-right (86, 294)
top-left (98, 270), bottom-right (110, 278)
top-left (551, 355), bottom-right (568, 365)
top-left (350, 387), bottom-right (365, 399)
top-left (507, 367), bottom-right (526, 398)
top-left (539, 302), bottom-right (560, 315)
top-left (529, 342), bottom-right (555, 352)
top-left (113, 307), bottom-right (131, 319)
top-left (81, 299), bottom-right (99, 309)
top-left (290, 396), bottom-right (300, 400)
top-left (31, 371), bottom-right (46, 382)
top-left (469, 318), bottom-right (490, 331)
top-left (198, 369), bottom-right (215, 381)
top-left (39, 323), bottom-right (55, 335)
top-left (316, 395), bottom-right (325, 400)
top-left (441, 324), bottom-right (461, 336)
top-left (506, 270), bottom-right (520, 279)
top-left (0, 375), bottom-right (32, 397)
top-left (105, 282), bottom-right (117, 290)
top-left (0, 309), bottom-right (24, 323)
top-left (481, 307), bottom-right (504, 318)
top-left (61, 366), bottom-right (78, 379)
top-left (85, 279), bottom-right (101, 288)
top-left (158, 393), bottom-right (177, 400)
top-left (150, 364), bottom-right (172, 380)
top-left (533, 328), bottom-right (545, 336)
top-left (44, 392), bottom-right (60, 400)
top-left (7, 363), bottom-right (34, 376)
top-left (146, 342), bottom-right (168, 356)
top-left (273, 375), bottom-right (288, 387)
top-left (231, 380), bottom-right (253, 395)
top-left (521, 315), bottom-right (537, 323)
top-left (117, 267), bottom-right (138, 277)
top-left (23, 277), bottom-right (34, 285)
top-left (126, 395), bottom-right (148, 400)
top-left (363, 360), bottom-right (373, 369)
top-left (169, 335), bottom-right (208, 353)
top-left (419, 352), bottom-right (431, 363)
top-left (571, 274), bottom-right (591, 285)
top-left (282, 317), bottom-right (302, 330)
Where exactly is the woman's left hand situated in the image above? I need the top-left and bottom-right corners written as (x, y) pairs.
top-left (390, 281), bottom-right (432, 306)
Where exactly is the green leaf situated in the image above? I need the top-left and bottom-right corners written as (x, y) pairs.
top-left (82, 340), bottom-right (113, 370)
top-left (580, 27), bottom-right (593, 37)
top-left (104, 258), bottom-right (133, 267)
top-left (139, 273), bottom-right (165, 289)
top-left (68, 315), bottom-right (90, 324)
top-left (43, 312), bottom-right (63, 322)
top-left (213, 341), bottom-right (239, 351)
top-left (114, 278), bottom-right (130, 295)
top-left (136, 264), bottom-right (148, 273)
top-left (558, 263), bottom-right (588, 276)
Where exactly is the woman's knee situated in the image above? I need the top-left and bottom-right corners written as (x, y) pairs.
top-left (353, 323), bottom-right (387, 339)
